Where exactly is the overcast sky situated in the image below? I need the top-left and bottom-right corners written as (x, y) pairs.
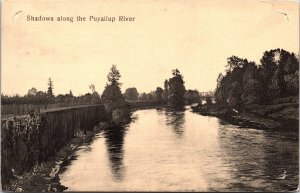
top-left (2, 0), bottom-right (299, 96)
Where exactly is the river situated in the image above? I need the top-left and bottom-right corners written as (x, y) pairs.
top-left (59, 107), bottom-right (298, 191)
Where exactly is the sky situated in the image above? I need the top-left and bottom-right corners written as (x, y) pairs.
top-left (2, 0), bottom-right (299, 96)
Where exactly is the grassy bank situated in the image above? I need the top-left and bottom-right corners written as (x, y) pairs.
top-left (192, 102), bottom-right (299, 130)
top-left (1, 101), bottom-right (165, 192)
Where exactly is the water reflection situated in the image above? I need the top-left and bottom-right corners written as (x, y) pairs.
top-left (103, 126), bottom-right (127, 182)
top-left (217, 121), bottom-right (299, 191)
top-left (165, 109), bottom-right (185, 137)
top-left (60, 108), bottom-right (298, 191)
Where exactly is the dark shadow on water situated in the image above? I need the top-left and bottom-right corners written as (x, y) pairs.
top-left (103, 126), bottom-right (127, 182)
top-left (217, 122), bottom-right (299, 191)
top-left (165, 108), bottom-right (186, 137)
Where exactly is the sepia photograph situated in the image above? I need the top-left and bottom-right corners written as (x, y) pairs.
top-left (1, 0), bottom-right (299, 192)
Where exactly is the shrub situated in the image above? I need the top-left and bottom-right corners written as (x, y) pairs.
top-left (112, 108), bottom-right (131, 126)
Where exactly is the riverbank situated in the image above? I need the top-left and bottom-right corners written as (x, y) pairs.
top-left (2, 121), bottom-right (111, 192)
top-left (1, 102), bottom-right (165, 192)
top-left (192, 102), bottom-right (299, 130)
top-left (1, 105), bottom-right (108, 192)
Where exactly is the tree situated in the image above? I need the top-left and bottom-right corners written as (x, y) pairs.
top-left (146, 93), bottom-right (153, 100)
top-left (139, 92), bottom-right (147, 100)
top-left (27, 87), bottom-right (37, 96)
top-left (167, 69), bottom-right (186, 108)
top-left (124, 87), bottom-right (139, 101)
top-left (260, 49), bottom-right (280, 87)
top-left (216, 73), bottom-right (224, 89)
top-left (280, 50), bottom-right (298, 74)
top-left (268, 69), bottom-right (284, 100)
top-left (241, 79), bottom-right (264, 105)
top-left (184, 89), bottom-right (201, 104)
top-left (226, 56), bottom-right (248, 73)
top-left (69, 90), bottom-right (73, 97)
top-left (155, 87), bottom-right (163, 100)
top-left (215, 48), bottom-right (298, 107)
top-left (91, 91), bottom-right (101, 104)
top-left (260, 48), bottom-right (299, 99)
top-left (285, 72), bottom-right (299, 96)
top-left (56, 94), bottom-right (66, 103)
top-left (101, 65), bottom-right (130, 125)
top-left (107, 65), bottom-right (121, 86)
top-left (162, 79), bottom-right (169, 101)
top-left (88, 84), bottom-right (100, 104)
top-left (89, 84), bottom-right (95, 93)
top-left (36, 91), bottom-right (47, 104)
top-left (47, 78), bottom-right (54, 97)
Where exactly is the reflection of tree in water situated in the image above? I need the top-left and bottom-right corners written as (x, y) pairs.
top-left (165, 109), bottom-right (186, 137)
top-left (103, 126), bottom-right (127, 182)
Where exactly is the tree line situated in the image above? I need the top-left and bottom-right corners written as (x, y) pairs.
top-left (1, 78), bottom-right (101, 105)
top-left (215, 48), bottom-right (299, 109)
top-left (2, 67), bottom-right (201, 109)
top-left (3, 47), bottom-right (296, 115)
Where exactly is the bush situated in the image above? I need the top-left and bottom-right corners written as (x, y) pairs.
top-left (1, 115), bottom-right (42, 179)
top-left (112, 108), bottom-right (131, 126)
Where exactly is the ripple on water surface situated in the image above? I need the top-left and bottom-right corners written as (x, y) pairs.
top-left (60, 108), bottom-right (298, 191)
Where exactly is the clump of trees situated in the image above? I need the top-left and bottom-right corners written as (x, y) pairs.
top-left (215, 48), bottom-right (299, 109)
top-left (123, 87), bottom-right (164, 101)
top-left (155, 87), bottom-right (164, 100)
top-left (184, 89), bottom-right (201, 105)
top-left (137, 87), bottom-right (164, 101)
top-left (124, 88), bottom-right (139, 101)
top-left (163, 69), bottom-right (186, 108)
top-left (101, 65), bottom-right (131, 125)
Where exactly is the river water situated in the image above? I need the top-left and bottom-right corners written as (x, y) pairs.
top-left (60, 107), bottom-right (298, 191)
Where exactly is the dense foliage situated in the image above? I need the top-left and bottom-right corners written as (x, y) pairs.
top-left (184, 90), bottom-right (201, 104)
top-left (1, 115), bottom-right (42, 184)
top-left (124, 88), bottom-right (139, 101)
top-left (163, 69), bottom-right (186, 108)
top-left (101, 65), bottom-right (131, 125)
top-left (215, 48), bottom-right (299, 108)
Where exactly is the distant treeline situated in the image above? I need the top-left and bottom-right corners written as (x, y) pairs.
top-left (1, 72), bottom-right (202, 108)
top-left (215, 48), bottom-right (299, 108)
top-left (1, 92), bottom-right (100, 106)
top-left (3, 48), bottom-right (295, 110)
top-left (1, 77), bottom-right (102, 106)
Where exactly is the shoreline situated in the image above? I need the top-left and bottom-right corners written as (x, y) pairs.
top-left (191, 102), bottom-right (299, 131)
top-left (3, 121), bottom-right (113, 192)
top-left (3, 102), bottom-right (298, 191)
top-left (2, 104), bottom-right (163, 192)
